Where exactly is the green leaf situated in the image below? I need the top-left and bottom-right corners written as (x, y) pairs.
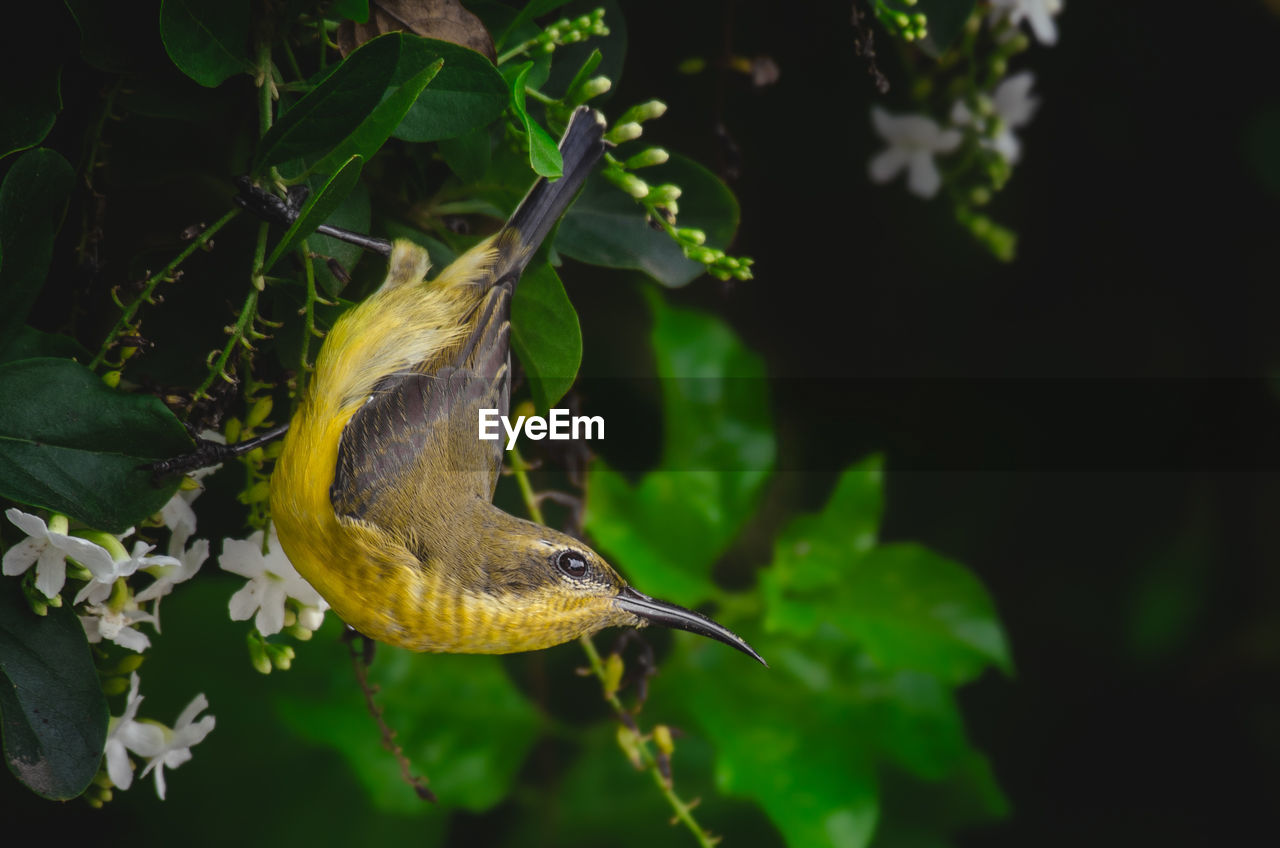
top-left (832, 543), bottom-right (1013, 683)
top-left (308, 179), bottom-right (373, 298)
top-left (438, 123), bottom-right (492, 182)
top-left (255, 34), bottom-right (404, 171)
top-left (264, 155), bottom-right (365, 272)
top-left (393, 38), bottom-right (509, 143)
top-left (663, 637), bottom-right (881, 848)
top-left (0, 358), bottom-right (192, 533)
top-left (919, 0), bottom-right (978, 58)
top-left (159, 0), bottom-right (252, 87)
top-left (330, 0), bottom-right (370, 23)
top-left (309, 58), bottom-right (443, 176)
top-left (0, 586), bottom-right (107, 800)
top-left (0, 327), bottom-right (90, 366)
top-left (0, 66), bottom-right (60, 160)
top-left (275, 650), bottom-right (539, 813)
top-left (510, 263), bottom-right (581, 412)
top-left (557, 154), bottom-right (741, 287)
top-left (584, 296), bottom-right (773, 604)
top-left (506, 62), bottom-right (563, 177)
top-left (0, 149), bottom-right (75, 343)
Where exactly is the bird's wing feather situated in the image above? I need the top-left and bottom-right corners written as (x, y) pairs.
top-left (330, 283), bottom-right (512, 527)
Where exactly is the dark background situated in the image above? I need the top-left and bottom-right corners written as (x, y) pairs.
top-left (4, 1), bottom-right (1278, 844)
top-left (593, 1), bottom-right (1280, 844)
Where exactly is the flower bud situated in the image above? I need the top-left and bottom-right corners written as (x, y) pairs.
top-left (624, 147), bottom-right (670, 169)
top-left (647, 184), bottom-right (682, 204)
top-left (246, 396), bottom-right (273, 429)
top-left (605, 122), bottom-right (643, 143)
top-left (578, 76), bottom-right (612, 100)
top-left (677, 227), bottom-right (707, 246)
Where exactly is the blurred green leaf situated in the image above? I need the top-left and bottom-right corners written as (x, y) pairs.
top-left (310, 58), bottom-right (443, 175)
top-left (276, 649), bottom-right (539, 812)
top-left (664, 637), bottom-right (880, 848)
top-left (919, 0), bottom-right (978, 58)
top-left (557, 155), bottom-right (740, 287)
top-left (0, 66), bottom-right (61, 160)
top-left (159, 0), bottom-right (252, 87)
top-left (834, 544), bottom-right (1011, 683)
top-left (265, 155), bottom-right (365, 271)
top-left (255, 34), bottom-right (403, 170)
top-left (0, 585), bottom-right (108, 800)
top-left (0, 358), bottom-right (192, 533)
top-left (510, 263), bottom-right (581, 412)
top-left (0, 149), bottom-right (75, 343)
top-left (585, 295), bottom-right (773, 604)
top-left (392, 38), bottom-right (509, 143)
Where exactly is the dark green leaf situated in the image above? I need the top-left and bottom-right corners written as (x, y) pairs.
top-left (557, 154), bottom-right (740, 287)
top-left (65, 0), bottom-right (164, 73)
top-left (392, 38), bottom-right (509, 143)
top-left (309, 58), bottom-right (443, 176)
top-left (276, 650), bottom-right (539, 812)
top-left (0, 586), bottom-right (107, 800)
top-left (309, 180), bottom-right (373, 298)
top-left (919, 0), bottom-right (978, 58)
top-left (0, 359), bottom-right (192, 532)
top-left (439, 124), bottom-right (493, 182)
top-left (0, 328), bottom-right (90, 366)
top-left (510, 263), bottom-right (581, 412)
top-left (0, 149), bottom-right (75, 342)
top-left (159, 0), bottom-right (252, 88)
top-left (0, 66), bottom-right (60, 160)
top-left (507, 62), bottom-right (562, 177)
top-left (264, 155), bottom-right (365, 272)
top-left (255, 34), bottom-right (403, 170)
top-left (330, 0), bottom-right (370, 23)
top-left (584, 296), bottom-right (773, 604)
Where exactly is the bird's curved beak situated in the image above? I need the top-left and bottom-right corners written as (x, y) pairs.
top-left (614, 586), bottom-right (767, 666)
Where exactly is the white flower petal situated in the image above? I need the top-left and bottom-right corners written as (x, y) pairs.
top-left (2, 537), bottom-right (43, 577)
top-left (254, 582), bottom-right (287, 636)
top-left (227, 581), bottom-right (260, 622)
top-left (33, 548), bottom-right (68, 599)
top-left (5, 508), bottom-right (50, 538)
top-left (906, 151), bottom-right (944, 198)
top-left (869, 148), bottom-right (910, 185)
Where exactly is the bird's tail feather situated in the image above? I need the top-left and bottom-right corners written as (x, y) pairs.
top-left (497, 107), bottom-right (607, 280)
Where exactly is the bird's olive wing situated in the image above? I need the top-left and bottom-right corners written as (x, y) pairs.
top-left (330, 284), bottom-right (512, 525)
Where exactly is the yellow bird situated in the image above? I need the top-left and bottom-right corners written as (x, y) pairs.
top-left (266, 107), bottom-right (763, 664)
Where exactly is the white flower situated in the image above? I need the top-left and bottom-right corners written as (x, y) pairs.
top-left (74, 539), bottom-right (181, 605)
top-left (991, 0), bottom-right (1063, 46)
top-left (160, 430), bottom-right (224, 556)
top-left (81, 593), bottom-right (157, 652)
top-left (868, 107), bottom-right (963, 198)
top-left (951, 72), bottom-right (1039, 165)
top-left (2, 509), bottom-right (116, 599)
top-left (988, 72), bottom-right (1038, 163)
top-left (104, 673), bottom-right (165, 791)
top-left (135, 538), bottom-right (208, 631)
top-left (139, 692), bottom-right (216, 800)
top-left (220, 527), bottom-right (327, 636)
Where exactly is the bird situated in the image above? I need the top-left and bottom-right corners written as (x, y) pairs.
top-left (266, 106), bottom-right (764, 664)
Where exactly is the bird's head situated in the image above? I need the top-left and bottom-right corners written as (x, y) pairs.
top-left (470, 515), bottom-right (765, 665)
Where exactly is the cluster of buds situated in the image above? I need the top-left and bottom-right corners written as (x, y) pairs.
top-left (872, 0), bottom-right (928, 42)
top-left (531, 8), bottom-right (608, 55)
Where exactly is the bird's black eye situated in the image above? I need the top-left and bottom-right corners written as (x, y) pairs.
top-left (556, 550), bottom-right (588, 578)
